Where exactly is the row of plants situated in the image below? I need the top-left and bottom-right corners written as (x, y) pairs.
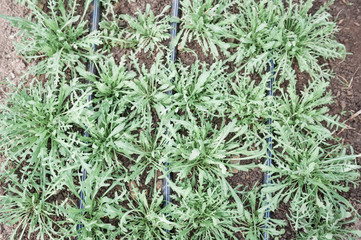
top-left (0, 0), bottom-right (360, 239)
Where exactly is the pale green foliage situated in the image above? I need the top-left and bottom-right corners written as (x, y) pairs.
top-left (274, 76), bottom-right (343, 137)
top-left (0, 78), bottom-right (90, 166)
top-left (117, 114), bottom-right (172, 182)
top-left (116, 190), bottom-right (174, 239)
top-left (172, 60), bottom-right (231, 118)
top-left (239, 186), bottom-right (286, 239)
top-left (231, 0), bottom-right (345, 77)
top-left (80, 100), bottom-right (140, 169)
top-left (63, 164), bottom-right (126, 239)
top-left (0, 175), bottom-right (67, 240)
top-left (174, 0), bottom-right (235, 58)
top-left (120, 4), bottom-right (171, 53)
top-left (289, 192), bottom-right (361, 239)
top-left (101, 4), bottom-right (170, 54)
top-left (77, 57), bottom-right (137, 104)
top-left (227, 72), bottom-right (269, 133)
top-left (0, 0), bottom-right (359, 239)
top-left (1, 0), bottom-right (101, 79)
top-left (167, 117), bottom-right (260, 183)
top-left (173, 184), bottom-right (240, 239)
top-left (124, 55), bottom-right (174, 123)
top-left (261, 125), bottom-right (360, 210)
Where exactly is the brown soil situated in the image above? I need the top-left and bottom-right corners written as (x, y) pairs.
top-left (0, 0), bottom-right (29, 95)
top-left (325, 0), bottom-right (361, 237)
top-left (0, 1), bottom-right (29, 239)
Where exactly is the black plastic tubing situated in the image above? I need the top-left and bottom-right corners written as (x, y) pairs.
top-left (162, 0), bottom-right (180, 207)
top-left (77, 0), bottom-right (101, 231)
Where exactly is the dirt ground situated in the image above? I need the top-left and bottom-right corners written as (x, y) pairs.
top-left (0, 0), bottom-right (360, 239)
top-left (326, 0), bottom-right (361, 237)
top-left (0, 1), bottom-right (29, 238)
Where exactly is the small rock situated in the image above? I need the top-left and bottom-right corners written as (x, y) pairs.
top-left (347, 90), bottom-right (353, 96)
top-left (341, 100), bottom-right (347, 109)
top-left (128, 181), bottom-right (139, 199)
top-left (229, 156), bottom-right (240, 173)
top-left (156, 180), bottom-right (162, 191)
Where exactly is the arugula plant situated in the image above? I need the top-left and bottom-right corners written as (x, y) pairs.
top-left (0, 170), bottom-right (70, 240)
top-left (174, 0), bottom-right (235, 58)
top-left (227, 72), bottom-right (270, 134)
top-left (231, 0), bottom-right (345, 78)
top-left (274, 76), bottom-right (343, 137)
top-left (261, 124), bottom-right (360, 211)
top-left (229, 0), bottom-right (277, 73)
top-left (172, 60), bottom-right (231, 118)
top-left (275, 0), bottom-right (345, 77)
top-left (64, 164), bottom-right (126, 239)
top-left (77, 57), bottom-right (136, 104)
top-left (1, 0), bottom-right (101, 79)
top-left (239, 186), bottom-right (286, 240)
top-left (172, 183), bottom-right (240, 240)
top-left (289, 192), bottom-right (361, 240)
top-left (115, 190), bottom-right (175, 240)
top-left (123, 55), bottom-right (174, 125)
top-left (167, 117), bottom-right (261, 185)
top-left (115, 112), bottom-right (173, 183)
top-left (120, 4), bottom-right (171, 54)
top-left (79, 99), bottom-right (140, 169)
top-left (0, 78), bottom-right (90, 170)
top-left (101, 4), bottom-right (171, 54)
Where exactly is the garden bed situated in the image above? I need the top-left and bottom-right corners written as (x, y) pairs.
top-left (0, 0), bottom-right (360, 239)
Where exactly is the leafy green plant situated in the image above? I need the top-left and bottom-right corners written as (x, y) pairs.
top-left (79, 99), bottom-right (140, 169)
top-left (116, 113), bottom-right (172, 182)
top-left (1, 0), bottom-right (359, 239)
top-left (231, 0), bottom-right (345, 77)
top-left (229, 0), bottom-right (277, 72)
top-left (288, 192), bottom-right (361, 240)
top-left (123, 55), bottom-right (174, 124)
top-left (173, 183), bottom-right (240, 240)
top-left (167, 117), bottom-right (261, 184)
top-left (239, 186), bottom-right (285, 239)
top-left (261, 124), bottom-right (360, 210)
top-left (64, 164), bottom-right (126, 239)
top-left (172, 60), bottom-right (231, 118)
top-left (174, 0), bottom-right (235, 58)
top-left (77, 56), bottom-right (136, 104)
top-left (121, 4), bottom-right (171, 54)
top-left (274, 77), bottom-right (343, 137)
top-left (116, 190), bottom-right (175, 239)
top-left (227, 72), bottom-right (269, 132)
top-left (1, 0), bottom-right (101, 79)
top-left (0, 171), bottom-right (70, 240)
top-left (102, 4), bottom-right (171, 54)
top-left (0, 78), bottom-right (90, 169)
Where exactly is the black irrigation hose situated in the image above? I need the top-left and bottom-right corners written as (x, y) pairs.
top-left (162, 0), bottom-right (180, 207)
top-left (77, 0), bottom-right (101, 232)
top-left (263, 58), bottom-right (275, 239)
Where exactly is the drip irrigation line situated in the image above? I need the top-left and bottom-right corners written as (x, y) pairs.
top-left (77, 0), bottom-right (101, 232)
top-left (263, 57), bottom-right (275, 239)
top-left (162, 0), bottom-right (180, 208)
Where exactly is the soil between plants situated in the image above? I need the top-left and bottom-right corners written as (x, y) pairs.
top-left (0, 0), bottom-right (360, 239)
